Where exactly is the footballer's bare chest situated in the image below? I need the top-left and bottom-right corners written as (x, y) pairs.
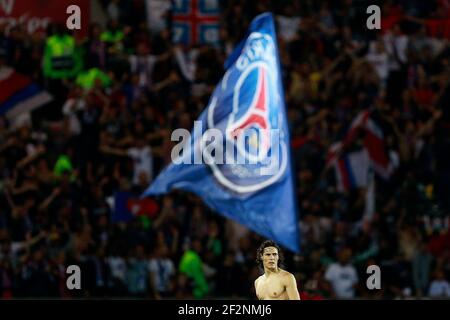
top-left (256, 276), bottom-right (287, 300)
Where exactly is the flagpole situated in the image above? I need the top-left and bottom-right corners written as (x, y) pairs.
top-left (363, 167), bottom-right (375, 224)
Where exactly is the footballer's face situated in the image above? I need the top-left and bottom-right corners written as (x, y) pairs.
top-left (262, 246), bottom-right (279, 271)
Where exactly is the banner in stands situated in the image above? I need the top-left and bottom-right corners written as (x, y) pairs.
top-left (172, 0), bottom-right (220, 45)
top-left (0, 0), bottom-right (90, 37)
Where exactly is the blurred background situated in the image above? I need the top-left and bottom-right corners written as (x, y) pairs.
top-left (0, 0), bottom-right (450, 299)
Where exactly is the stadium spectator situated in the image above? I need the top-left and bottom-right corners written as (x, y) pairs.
top-left (325, 247), bottom-right (359, 299)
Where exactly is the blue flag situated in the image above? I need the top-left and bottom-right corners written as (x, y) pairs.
top-left (143, 13), bottom-right (300, 252)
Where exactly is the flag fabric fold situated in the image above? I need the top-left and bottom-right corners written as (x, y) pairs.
top-left (326, 110), bottom-right (393, 182)
top-left (0, 67), bottom-right (52, 120)
top-left (334, 149), bottom-right (370, 193)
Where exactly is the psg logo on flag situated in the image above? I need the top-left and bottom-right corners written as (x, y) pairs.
top-left (203, 32), bottom-right (288, 194)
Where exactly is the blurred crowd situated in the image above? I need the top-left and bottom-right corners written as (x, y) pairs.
top-left (0, 0), bottom-right (450, 299)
